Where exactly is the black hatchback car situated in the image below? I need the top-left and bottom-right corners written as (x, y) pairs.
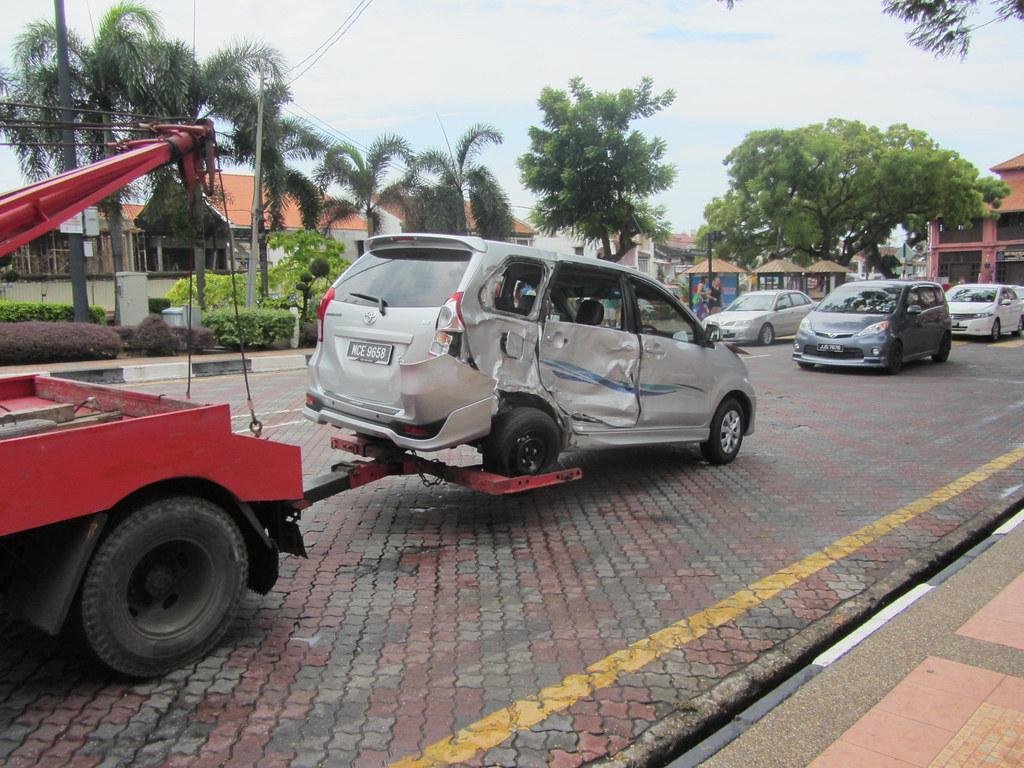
top-left (792, 280), bottom-right (951, 374)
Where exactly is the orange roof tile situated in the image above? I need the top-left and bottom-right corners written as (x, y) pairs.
top-left (990, 153), bottom-right (1024, 173)
top-left (806, 259), bottom-right (848, 273)
top-left (212, 173), bottom-right (366, 231)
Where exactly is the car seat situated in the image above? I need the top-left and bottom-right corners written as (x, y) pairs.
top-left (576, 298), bottom-right (605, 326)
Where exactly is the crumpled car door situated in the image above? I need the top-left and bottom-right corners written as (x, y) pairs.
top-left (538, 320), bottom-right (640, 428)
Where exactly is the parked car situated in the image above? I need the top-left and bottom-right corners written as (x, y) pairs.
top-left (945, 283), bottom-right (1023, 340)
top-left (304, 233), bottom-right (757, 475)
top-left (792, 280), bottom-right (951, 374)
top-left (704, 289), bottom-right (815, 345)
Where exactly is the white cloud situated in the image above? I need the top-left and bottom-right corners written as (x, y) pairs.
top-left (1, 0), bottom-right (1021, 232)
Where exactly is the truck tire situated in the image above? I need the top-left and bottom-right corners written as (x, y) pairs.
top-left (78, 495), bottom-right (247, 677)
top-left (482, 407), bottom-right (560, 477)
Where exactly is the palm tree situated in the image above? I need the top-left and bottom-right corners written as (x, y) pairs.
top-left (7, 4), bottom-right (165, 278)
top-left (409, 123), bottom-right (513, 240)
top-left (7, 7), bottom-right (330, 306)
top-left (315, 134), bottom-right (412, 237)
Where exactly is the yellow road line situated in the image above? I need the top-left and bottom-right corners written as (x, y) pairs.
top-left (391, 447), bottom-right (1024, 768)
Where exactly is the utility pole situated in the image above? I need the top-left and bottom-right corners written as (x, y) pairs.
top-left (54, 0), bottom-right (89, 322)
top-left (247, 67), bottom-right (265, 308)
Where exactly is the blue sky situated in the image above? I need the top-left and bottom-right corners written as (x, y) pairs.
top-left (2, 0), bottom-right (1022, 234)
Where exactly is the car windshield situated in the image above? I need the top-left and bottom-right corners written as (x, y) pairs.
top-left (946, 287), bottom-right (996, 303)
top-left (726, 294), bottom-right (774, 311)
top-left (817, 285), bottom-right (901, 314)
top-left (335, 248), bottom-right (471, 308)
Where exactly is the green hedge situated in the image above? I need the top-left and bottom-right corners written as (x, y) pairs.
top-left (148, 297), bottom-right (172, 314)
top-left (0, 301), bottom-right (106, 325)
top-left (204, 308), bottom-right (296, 348)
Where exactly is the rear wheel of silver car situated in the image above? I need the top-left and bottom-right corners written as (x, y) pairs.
top-left (700, 397), bottom-right (744, 465)
top-left (757, 323), bottom-right (775, 346)
top-left (482, 407), bottom-right (561, 477)
top-left (932, 332), bottom-right (951, 363)
top-left (990, 319), bottom-right (1001, 342)
top-left (885, 340), bottom-right (904, 375)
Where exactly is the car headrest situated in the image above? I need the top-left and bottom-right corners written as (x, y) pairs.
top-left (576, 298), bottom-right (605, 326)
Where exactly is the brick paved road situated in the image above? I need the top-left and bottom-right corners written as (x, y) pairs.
top-left (2, 339), bottom-right (1022, 767)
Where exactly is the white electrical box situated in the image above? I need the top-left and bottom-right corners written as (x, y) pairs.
top-left (115, 271), bottom-right (149, 326)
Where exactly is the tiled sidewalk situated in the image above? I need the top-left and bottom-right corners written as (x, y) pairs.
top-left (811, 574), bottom-right (1024, 768)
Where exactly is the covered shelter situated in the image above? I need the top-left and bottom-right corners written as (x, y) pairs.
top-left (752, 257), bottom-right (806, 292)
top-left (805, 259), bottom-right (849, 300)
top-left (683, 258), bottom-right (749, 310)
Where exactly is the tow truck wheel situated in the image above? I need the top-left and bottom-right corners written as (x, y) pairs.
top-left (78, 495), bottom-right (247, 677)
top-left (483, 407), bottom-right (560, 477)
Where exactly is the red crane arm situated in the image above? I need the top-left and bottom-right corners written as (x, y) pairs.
top-left (0, 121), bottom-right (217, 258)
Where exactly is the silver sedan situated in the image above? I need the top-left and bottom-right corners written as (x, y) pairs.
top-left (705, 289), bottom-right (816, 345)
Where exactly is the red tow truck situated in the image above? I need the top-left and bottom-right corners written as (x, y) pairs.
top-left (0, 125), bottom-right (580, 676)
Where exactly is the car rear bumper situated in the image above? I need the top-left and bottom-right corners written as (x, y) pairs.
top-left (302, 396), bottom-right (496, 452)
top-left (304, 354), bottom-right (498, 451)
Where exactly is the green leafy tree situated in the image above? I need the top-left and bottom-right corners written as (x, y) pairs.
top-left (316, 135), bottom-right (412, 237)
top-left (267, 230), bottom-right (349, 320)
top-left (518, 77), bottom-right (676, 262)
top-left (704, 119), bottom-right (1010, 275)
top-left (720, 1), bottom-right (1023, 57)
top-left (405, 124), bottom-right (513, 240)
top-left (164, 272), bottom-right (247, 310)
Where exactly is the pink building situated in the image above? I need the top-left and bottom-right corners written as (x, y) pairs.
top-left (928, 153), bottom-right (1024, 285)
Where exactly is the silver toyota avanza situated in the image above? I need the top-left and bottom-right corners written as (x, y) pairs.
top-left (303, 234), bottom-right (757, 475)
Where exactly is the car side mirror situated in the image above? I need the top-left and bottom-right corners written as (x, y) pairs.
top-left (906, 304), bottom-right (923, 315)
top-left (703, 325), bottom-right (721, 342)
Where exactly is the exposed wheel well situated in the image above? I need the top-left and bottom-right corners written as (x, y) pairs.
top-left (493, 391), bottom-right (566, 445)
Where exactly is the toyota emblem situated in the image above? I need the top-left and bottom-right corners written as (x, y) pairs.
top-left (363, 311), bottom-right (378, 326)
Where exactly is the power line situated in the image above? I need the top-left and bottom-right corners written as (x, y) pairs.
top-left (285, 0), bottom-right (376, 87)
top-left (0, 100), bottom-right (191, 122)
top-left (284, 0), bottom-right (372, 75)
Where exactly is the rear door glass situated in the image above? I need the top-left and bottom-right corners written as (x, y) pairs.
top-left (335, 248), bottom-right (471, 308)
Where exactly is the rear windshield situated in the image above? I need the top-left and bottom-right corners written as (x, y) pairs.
top-left (335, 248), bottom-right (471, 308)
top-left (817, 284), bottom-right (902, 314)
top-left (727, 294), bottom-right (774, 311)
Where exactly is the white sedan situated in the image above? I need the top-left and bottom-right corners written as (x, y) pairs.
top-left (704, 289), bottom-right (816, 345)
top-left (945, 283), bottom-right (1024, 340)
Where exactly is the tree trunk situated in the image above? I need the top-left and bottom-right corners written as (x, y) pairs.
top-left (599, 232), bottom-right (614, 262)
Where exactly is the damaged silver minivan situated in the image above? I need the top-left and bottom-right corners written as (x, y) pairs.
top-left (303, 234), bottom-right (756, 476)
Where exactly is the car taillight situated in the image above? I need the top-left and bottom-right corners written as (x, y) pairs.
top-left (317, 286), bottom-right (335, 342)
top-left (430, 292), bottom-right (465, 357)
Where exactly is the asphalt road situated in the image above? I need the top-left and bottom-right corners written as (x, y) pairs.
top-left (1, 335), bottom-right (1022, 768)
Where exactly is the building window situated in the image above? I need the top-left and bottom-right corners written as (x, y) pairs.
top-left (574, 246), bottom-right (585, 256)
top-left (637, 256), bottom-right (650, 273)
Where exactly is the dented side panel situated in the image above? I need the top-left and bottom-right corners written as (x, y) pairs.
top-left (537, 321), bottom-right (641, 428)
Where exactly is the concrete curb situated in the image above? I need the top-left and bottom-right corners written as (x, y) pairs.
top-left (22, 353), bottom-right (311, 385)
top-left (599, 486), bottom-right (1024, 768)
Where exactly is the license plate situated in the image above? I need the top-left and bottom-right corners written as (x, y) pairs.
top-left (347, 340), bottom-right (393, 365)
top-left (817, 343), bottom-right (844, 353)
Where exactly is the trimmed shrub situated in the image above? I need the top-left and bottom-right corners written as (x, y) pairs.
top-left (0, 301), bottom-right (106, 325)
top-left (204, 308), bottom-right (296, 349)
top-left (131, 315), bottom-right (178, 356)
top-left (0, 321), bottom-right (121, 364)
top-left (112, 325), bottom-right (136, 348)
top-left (148, 297), bottom-right (172, 314)
top-left (171, 326), bottom-right (216, 353)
